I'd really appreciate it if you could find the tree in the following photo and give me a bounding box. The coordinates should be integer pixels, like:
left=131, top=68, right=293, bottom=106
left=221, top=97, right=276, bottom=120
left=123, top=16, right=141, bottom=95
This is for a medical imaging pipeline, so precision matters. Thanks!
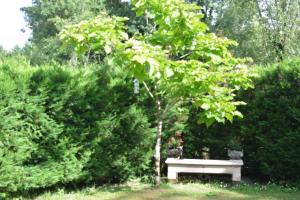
left=188, top=0, right=225, bottom=25
left=59, top=0, right=254, bottom=186
left=210, top=0, right=300, bottom=63
left=22, top=0, right=106, bottom=64
left=22, top=0, right=150, bottom=65
left=211, top=1, right=266, bottom=62
left=254, top=0, right=300, bottom=61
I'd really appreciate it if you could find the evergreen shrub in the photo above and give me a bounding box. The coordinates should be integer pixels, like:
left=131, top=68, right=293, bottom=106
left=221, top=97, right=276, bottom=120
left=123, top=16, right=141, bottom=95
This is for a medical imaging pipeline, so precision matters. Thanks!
left=0, top=57, right=154, bottom=197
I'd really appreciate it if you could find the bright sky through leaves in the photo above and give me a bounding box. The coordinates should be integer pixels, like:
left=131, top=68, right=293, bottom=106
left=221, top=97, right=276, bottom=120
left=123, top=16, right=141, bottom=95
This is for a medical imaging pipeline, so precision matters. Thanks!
left=0, top=0, right=32, bottom=50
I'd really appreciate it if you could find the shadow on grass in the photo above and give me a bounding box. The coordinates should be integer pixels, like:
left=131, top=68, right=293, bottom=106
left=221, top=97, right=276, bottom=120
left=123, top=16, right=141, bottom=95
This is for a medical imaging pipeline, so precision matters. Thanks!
left=18, top=183, right=133, bottom=200
left=102, top=189, right=245, bottom=200
left=98, top=183, right=300, bottom=200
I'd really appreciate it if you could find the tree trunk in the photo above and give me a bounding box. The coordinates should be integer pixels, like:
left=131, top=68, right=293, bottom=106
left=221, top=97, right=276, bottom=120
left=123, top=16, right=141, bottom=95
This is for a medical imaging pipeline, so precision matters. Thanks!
left=154, top=98, right=163, bottom=186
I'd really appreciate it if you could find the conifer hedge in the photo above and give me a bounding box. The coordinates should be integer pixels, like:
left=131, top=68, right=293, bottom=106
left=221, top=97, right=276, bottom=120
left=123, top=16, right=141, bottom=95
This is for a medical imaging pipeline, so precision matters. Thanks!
left=0, top=57, right=154, bottom=198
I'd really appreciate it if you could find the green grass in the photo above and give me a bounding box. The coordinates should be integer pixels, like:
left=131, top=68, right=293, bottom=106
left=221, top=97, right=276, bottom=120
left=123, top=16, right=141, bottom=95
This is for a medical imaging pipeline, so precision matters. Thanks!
left=32, top=181, right=300, bottom=200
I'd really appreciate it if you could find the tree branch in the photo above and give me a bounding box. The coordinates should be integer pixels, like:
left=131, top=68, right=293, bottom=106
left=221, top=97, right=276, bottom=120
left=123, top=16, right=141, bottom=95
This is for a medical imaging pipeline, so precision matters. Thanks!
left=143, top=81, right=155, bottom=99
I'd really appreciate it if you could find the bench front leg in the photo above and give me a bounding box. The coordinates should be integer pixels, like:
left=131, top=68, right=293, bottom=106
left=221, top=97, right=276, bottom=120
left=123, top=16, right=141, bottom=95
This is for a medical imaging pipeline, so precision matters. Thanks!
left=232, top=167, right=241, bottom=181
left=168, top=167, right=178, bottom=183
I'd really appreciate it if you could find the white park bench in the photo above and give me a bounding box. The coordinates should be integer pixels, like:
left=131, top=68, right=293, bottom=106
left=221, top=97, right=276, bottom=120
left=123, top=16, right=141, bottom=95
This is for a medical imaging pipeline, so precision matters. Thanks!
left=165, top=158, right=243, bottom=182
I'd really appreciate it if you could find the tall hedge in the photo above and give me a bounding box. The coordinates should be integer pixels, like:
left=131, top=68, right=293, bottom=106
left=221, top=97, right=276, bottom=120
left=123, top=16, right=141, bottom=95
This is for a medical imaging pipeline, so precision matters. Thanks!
left=0, top=56, right=154, bottom=197
left=184, top=58, right=300, bottom=183
left=1, top=55, right=299, bottom=197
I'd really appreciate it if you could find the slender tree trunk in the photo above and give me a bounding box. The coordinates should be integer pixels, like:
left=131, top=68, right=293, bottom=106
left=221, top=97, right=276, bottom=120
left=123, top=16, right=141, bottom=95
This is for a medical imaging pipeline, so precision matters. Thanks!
left=154, top=98, right=163, bottom=186
left=142, top=81, right=162, bottom=186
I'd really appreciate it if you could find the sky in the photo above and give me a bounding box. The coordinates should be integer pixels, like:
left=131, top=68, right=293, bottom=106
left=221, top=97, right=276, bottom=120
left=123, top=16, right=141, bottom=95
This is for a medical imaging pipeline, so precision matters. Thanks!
left=0, top=0, right=32, bottom=51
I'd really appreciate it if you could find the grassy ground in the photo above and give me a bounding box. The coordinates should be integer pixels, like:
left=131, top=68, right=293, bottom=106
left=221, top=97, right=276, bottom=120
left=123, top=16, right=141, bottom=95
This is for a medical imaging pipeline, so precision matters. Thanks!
left=34, top=181, right=299, bottom=200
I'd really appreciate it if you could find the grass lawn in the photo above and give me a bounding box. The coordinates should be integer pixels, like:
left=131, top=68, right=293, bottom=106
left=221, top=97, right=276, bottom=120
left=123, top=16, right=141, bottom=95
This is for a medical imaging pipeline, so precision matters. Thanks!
left=34, top=182, right=300, bottom=200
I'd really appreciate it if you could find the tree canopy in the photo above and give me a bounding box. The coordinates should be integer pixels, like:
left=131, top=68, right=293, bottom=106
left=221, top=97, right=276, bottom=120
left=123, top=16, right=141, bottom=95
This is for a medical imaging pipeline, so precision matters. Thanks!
left=60, top=0, right=254, bottom=185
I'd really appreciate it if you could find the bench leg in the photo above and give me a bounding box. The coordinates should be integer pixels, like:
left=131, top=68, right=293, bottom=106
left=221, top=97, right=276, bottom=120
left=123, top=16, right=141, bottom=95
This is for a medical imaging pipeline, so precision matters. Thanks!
left=232, top=167, right=241, bottom=181
left=168, top=168, right=178, bottom=183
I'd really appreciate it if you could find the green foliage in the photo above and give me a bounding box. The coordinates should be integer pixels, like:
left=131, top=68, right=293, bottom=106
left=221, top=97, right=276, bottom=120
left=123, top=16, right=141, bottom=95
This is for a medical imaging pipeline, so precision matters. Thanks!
left=104, top=0, right=152, bottom=35
left=0, top=56, right=155, bottom=197
left=22, top=0, right=107, bottom=64
left=60, top=0, right=254, bottom=126
left=22, top=0, right=106, bottom=43
left=21, top=0, right=300, bottom=65
left=210, top=0, right=300, bottom=63
left=239, top=59, right=300, bottom=182
left=59, top=13, right=129, bottom=56
left=184, top=58, right=300, bottom=183
left=21, top=0, right=151, bottom=65
left=89, top=106, right=155, bottom=182
left=212, top=0, right=266, bottom=62
left=60, top=0, right=254, bottom=186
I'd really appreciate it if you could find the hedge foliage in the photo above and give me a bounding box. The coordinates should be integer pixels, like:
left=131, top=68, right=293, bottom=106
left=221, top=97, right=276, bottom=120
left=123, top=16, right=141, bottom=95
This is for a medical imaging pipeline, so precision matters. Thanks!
left=184, top=58, right=300, bottom=183
left=0, top=55, right=300, bottom=197
left=0, top=56, right=155, bottom=197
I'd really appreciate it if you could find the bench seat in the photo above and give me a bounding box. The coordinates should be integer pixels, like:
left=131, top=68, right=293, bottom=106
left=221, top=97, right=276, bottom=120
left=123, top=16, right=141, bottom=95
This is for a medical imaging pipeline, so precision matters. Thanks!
left=165, top=158, right=243, bottom=182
